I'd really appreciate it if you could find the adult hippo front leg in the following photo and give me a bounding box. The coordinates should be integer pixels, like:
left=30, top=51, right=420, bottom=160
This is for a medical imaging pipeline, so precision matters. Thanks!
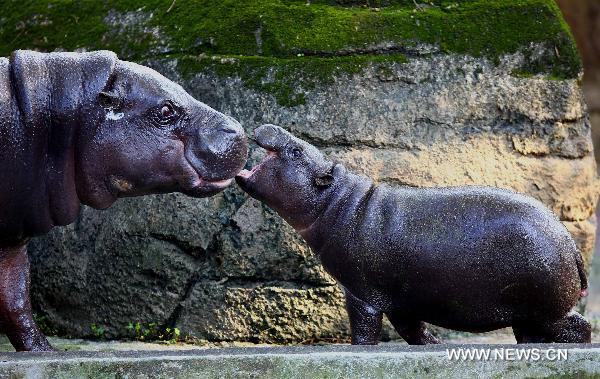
left=0, top=244, right=53, bottom=351
left=344, top=289, right=383, bottom=345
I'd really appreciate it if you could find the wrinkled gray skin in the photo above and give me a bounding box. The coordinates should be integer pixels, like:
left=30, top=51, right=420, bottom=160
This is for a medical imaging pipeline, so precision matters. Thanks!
left=236, top=124, right=591, bottom=345
left=0, top=50, right=247, bottom=351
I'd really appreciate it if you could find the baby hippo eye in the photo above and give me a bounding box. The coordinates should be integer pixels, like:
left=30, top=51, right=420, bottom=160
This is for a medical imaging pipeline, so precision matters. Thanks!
left=290, top=147, right=303, bottom=159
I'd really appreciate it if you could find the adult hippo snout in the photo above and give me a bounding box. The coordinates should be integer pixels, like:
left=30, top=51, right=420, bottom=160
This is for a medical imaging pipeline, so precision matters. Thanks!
left=184, top=111, right=248, bottom=186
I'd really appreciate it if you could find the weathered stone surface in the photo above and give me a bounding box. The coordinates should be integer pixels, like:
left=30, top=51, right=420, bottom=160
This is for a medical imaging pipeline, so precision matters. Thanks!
left=8, top=1, right=595, bottom=343
left=177, top=283, right=349, bottom=342
left=557, top=0, right=600, bottom=185
left=1, top=345, right=600, bottom=379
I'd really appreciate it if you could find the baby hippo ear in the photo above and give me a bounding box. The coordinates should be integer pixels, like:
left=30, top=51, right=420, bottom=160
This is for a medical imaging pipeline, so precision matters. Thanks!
left=99, top=89, right=122, bottom=109
left=314, top=172, right=334, bottom=187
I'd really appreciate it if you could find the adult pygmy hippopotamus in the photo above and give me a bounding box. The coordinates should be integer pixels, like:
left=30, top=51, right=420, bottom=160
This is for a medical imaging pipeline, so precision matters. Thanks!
left=0, top=50, right=248, bottom=351
left=236, top=124, right=590, bottom=345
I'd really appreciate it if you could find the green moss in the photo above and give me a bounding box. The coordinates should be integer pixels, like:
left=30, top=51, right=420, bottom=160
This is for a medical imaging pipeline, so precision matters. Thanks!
left=89, top=323, right=107, bottom=340
left=178, top=53, right=407, bottom=106
left=0, top=0, right=580, bottom=67
left=0, top=0, right=581, bottom=105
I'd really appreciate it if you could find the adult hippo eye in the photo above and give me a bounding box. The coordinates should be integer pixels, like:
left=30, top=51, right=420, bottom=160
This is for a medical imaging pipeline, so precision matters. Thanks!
left=161, top=102, right=176, bottom=118
left=154, top=101, right=180, bottom=126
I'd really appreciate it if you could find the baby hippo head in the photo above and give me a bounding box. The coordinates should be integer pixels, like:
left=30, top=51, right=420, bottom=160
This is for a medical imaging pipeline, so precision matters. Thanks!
left=76, top=57, right=248, bottom=208
left=236, top=124, right=338, bottom=230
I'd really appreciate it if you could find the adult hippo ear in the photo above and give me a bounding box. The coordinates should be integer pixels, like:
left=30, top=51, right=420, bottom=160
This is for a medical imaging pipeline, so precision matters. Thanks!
left=8, top=50, right=118, bottom=232
left=98, top=89, right=123, bottom=110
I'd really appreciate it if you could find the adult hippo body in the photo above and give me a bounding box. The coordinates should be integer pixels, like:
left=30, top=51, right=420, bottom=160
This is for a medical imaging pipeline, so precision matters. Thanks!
left=236, top=124, right=590, bottom=345
left=0, top=50, right=247, bottom=351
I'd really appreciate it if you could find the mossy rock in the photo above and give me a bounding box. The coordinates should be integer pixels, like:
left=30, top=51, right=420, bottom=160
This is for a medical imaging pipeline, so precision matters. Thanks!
left=1, top=0, right=580, bottom=74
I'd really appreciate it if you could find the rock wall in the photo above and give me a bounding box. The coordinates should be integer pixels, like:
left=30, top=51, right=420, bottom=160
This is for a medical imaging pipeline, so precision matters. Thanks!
left=557, top=0, right=600, bottom=110
left=557, top=0, right=600, bottom=164
left=556, top=0, right=600, bottom=318
left=2, top=0, right=597, bottom=342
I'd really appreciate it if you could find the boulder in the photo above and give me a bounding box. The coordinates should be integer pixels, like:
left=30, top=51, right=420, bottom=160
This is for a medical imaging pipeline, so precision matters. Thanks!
left=2, top=0, right=595, bottom=342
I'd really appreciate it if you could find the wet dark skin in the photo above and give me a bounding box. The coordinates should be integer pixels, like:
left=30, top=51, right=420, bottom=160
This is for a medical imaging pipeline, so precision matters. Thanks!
left=0, top=50, right=248, bottom=351
left=236, top=124, right=591, bottom=345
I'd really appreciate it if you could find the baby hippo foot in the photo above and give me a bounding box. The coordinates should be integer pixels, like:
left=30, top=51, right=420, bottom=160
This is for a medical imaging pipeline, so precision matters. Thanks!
left=546, top=312, right=591, bottom=343
left=344, top=290, right=383, bottom=345
left=386, top=312, right=441, bottom=345
left=513, top=312, right=591, bottom=344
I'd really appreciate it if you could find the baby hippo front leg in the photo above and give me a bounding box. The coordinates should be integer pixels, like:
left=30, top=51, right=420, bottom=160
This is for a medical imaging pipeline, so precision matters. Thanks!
left=344, top=289, right=383, bottom=344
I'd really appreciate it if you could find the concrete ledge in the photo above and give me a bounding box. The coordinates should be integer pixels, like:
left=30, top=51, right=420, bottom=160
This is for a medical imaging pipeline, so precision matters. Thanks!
left=1, top=344, right=600, bottom=378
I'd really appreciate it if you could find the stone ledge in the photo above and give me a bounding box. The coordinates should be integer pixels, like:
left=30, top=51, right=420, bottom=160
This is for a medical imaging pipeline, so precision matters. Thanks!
left=1, top=344, right=599, bottom=378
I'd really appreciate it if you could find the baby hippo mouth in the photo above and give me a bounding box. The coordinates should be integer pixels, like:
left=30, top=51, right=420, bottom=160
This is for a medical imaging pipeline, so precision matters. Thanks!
left=236, top=124, right=285, bottom=181
left=237, top=150, right=277, bottom=180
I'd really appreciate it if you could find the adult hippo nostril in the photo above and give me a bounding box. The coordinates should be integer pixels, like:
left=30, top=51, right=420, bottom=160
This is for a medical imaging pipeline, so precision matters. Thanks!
left=221, top=126, right=239, bottom=134
left=219, top=117, right=245, bottom=135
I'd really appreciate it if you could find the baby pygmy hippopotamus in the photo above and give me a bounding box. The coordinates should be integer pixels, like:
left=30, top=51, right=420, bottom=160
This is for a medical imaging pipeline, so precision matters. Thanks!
left=236, top=124, right=591, bottom=345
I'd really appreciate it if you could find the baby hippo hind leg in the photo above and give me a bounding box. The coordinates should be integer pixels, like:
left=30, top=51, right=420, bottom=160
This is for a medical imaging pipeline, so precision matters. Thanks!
left=0, top=244, right=54, bottom=351
left=512, top=325, right=550, bottom=344
left=344, top=289, right=383, bottom=345
left=386, top=311, right=440, bottom=345
left=513, top=312, right=591, bottom=343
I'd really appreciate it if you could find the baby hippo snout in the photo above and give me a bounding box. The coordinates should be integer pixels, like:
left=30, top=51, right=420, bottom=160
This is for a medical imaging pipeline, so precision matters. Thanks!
left=253, top=124, right=290, bottom=151
left=185, top=114, right=248, bottom=182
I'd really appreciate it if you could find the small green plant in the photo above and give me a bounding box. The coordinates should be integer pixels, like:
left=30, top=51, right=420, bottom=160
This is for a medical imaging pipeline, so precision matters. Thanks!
left=33, top=314, right=58, bottom=336
left=126, top=322, right=182, bottom=344
left=89, top=323, right=106, bottom=340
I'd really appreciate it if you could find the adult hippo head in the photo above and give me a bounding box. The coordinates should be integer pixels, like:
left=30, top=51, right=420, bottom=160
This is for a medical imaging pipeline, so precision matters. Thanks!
left=77, top=54, right=248, bottom=207
left=0, top=50, right=247, bottom=351
left=1, top=50, right=247, bottom=240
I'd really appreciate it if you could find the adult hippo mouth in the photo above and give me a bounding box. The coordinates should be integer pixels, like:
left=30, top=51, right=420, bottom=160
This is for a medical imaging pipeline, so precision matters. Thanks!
left=181, top=115, right=248, bottom=197
left=107, top=167, right=234, bottom=199
left=182, top=164, right=236, bottom=197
